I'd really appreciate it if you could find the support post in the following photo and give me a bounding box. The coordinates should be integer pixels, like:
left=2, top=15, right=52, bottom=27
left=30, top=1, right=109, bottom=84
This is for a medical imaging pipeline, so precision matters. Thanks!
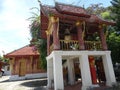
left=98, top=25, right=108, bottom=50
left=47, top=34, right=50, bottom=55
left=88, top=56, right=97, bottom=84
left=79, top=54, right=92, bottom=90
left=52, top=17, right=60, bottom=50
left=76, top=21, right=85, bottom=50
left=102, top=52, right=116, bottom=86
left=47, top=59, right=53, bottom=88
left=53, top=53, right=64, bottom=90
left=67, top=59, right=75, bottom=85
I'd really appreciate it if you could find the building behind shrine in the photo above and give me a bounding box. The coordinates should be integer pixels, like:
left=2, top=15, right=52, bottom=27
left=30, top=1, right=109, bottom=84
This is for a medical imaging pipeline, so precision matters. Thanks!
left=5, top=45, right=47, bottom=80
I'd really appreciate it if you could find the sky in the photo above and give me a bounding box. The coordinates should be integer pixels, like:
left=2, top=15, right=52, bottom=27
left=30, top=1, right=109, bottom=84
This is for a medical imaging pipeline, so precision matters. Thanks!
left=0, top=0, right=112, bottom=56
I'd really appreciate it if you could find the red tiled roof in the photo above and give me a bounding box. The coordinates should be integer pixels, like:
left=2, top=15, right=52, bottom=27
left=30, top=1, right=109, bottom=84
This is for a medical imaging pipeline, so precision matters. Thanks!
left=41, top=2, right=115, bottom=25
left=55, top=2, right=90, bottom=18
left=41, top=2, right=90, bottom=18
left=5, top=45, right=39, bottom=57
left=88, top=14, right=116, bottom=25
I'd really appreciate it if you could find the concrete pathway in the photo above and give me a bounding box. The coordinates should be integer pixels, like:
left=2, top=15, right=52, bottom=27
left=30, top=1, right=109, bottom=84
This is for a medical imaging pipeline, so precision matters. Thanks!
left=0, top=76, right=118, bottom=90
left=0, top=76, right=49, bottom=90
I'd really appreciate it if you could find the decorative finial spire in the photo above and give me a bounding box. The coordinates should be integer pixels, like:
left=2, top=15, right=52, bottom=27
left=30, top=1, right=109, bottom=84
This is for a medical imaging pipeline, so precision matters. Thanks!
left=37, top=0, right=42, bottom=5
left=37, top=0, right=41, bottom=3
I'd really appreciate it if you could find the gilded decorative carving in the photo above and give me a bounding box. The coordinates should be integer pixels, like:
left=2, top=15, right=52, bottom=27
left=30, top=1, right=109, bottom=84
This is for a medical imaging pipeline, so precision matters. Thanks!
left=51, top=16, right=59, bottom=23
left=82, top=21, right=86, bottom=39
left=76, top=21, right=81, bottom=26
left=45, top=16, right=59, bottom=36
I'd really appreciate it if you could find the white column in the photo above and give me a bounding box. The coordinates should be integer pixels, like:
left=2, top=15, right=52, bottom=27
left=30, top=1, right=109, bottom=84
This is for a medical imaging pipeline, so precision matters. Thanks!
left=53, top=53, right=64, bottom=90
left=47, top=59, right=53, bottom=88
left=79, top=54, right=92, bottom=90
left=102, top=52, right=116, bottom=86
left=67, top=59, right=75, bottom=85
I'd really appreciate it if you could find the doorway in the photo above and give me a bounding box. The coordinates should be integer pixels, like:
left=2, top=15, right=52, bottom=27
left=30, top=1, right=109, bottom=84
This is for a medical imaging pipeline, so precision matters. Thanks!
left=88, top=56, right=106, bottom=85
left=95, top=57, right=106, bottom=84
left=19, top=59, right=26, bottom=76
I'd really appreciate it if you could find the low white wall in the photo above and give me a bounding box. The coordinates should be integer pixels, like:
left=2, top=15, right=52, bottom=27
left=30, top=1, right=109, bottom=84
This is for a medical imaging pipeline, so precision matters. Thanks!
left=9, top=75, right=25, bottom=81
left=25, top=73, right=47, bottom=79
left=9, top=73, right=47, bottom=81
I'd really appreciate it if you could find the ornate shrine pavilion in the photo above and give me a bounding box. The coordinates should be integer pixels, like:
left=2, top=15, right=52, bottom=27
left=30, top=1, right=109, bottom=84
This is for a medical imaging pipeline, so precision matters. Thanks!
left=40, top=2, right=116, bottom=90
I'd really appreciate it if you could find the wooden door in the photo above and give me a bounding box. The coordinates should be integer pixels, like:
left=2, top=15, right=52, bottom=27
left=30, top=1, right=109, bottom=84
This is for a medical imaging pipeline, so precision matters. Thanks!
left=19, top=59, right=26, bottom=76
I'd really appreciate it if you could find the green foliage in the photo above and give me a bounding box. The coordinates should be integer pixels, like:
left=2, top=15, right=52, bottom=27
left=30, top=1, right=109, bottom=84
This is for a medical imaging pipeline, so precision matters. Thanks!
left=30, top=22, right=40, bottom=40
left=39, top=39, right=47, bottom=70
left=0, top=56, right=9, bottom=63
left=107, top=0, right=120, bottom=63
left=101, top=11, right=111, bottom=20
left=107, top=31, right=120, bottom=63
left=28, top=7, right=40, bottom=40
left=86, top=3, right=106, bottom=15
left=111, top=0, right=120, bottom=32
left=31, top=38, right=47, bottom=70
left=29, top=7, right=47, bottom=70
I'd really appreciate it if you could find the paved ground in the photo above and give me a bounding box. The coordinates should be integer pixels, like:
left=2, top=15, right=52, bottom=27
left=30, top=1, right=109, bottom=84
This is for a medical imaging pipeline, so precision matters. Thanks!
left=0, top=76, right=119, bottom=90
left=0, top=76, right=49, bottom=90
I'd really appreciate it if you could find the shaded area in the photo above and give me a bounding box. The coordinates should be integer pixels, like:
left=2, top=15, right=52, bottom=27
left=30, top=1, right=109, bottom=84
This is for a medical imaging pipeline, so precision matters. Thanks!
left=20, top=79, right=53, bottom=90
left=34, top=86, right=51, bottom=90
left=20, top=79, right=47, bottom=87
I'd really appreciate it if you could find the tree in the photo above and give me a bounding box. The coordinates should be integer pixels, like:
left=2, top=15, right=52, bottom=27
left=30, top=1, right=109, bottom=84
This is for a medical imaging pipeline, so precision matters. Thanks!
left=107, top=31, right=120, bottom=63
left=0, top=56, right=9, bottom=63
left=28, top=7, right=40, bottom=40
left=86, top=3, right=106, bottom=15
left=29, top=7, right=47, bottom=70
left=111, top=0, right=120, bottom=32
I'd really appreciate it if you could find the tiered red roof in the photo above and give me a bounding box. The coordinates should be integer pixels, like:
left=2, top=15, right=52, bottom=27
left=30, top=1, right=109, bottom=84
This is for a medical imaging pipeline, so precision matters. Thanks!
left=40, top=2, right=115, bottom=39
